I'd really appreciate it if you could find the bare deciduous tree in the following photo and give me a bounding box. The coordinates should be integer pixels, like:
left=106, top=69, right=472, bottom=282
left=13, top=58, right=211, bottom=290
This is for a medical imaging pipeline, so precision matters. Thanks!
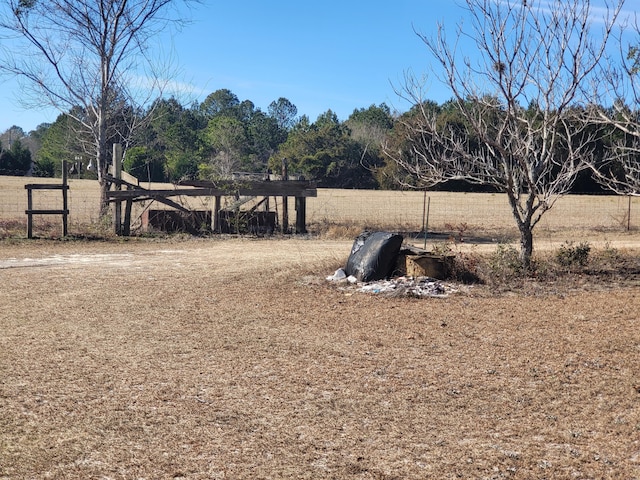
left=0, top=0, right=199, bottom=215
left=384, top=0, right=623, bottom=267
left=590, top=130, right=640, bottom=196
left=589, top=19, right=640, bottom=196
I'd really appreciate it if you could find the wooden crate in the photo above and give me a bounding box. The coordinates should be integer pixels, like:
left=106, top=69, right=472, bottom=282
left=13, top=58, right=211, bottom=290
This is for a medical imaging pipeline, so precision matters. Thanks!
left=396, top=254, right=453, bottom=279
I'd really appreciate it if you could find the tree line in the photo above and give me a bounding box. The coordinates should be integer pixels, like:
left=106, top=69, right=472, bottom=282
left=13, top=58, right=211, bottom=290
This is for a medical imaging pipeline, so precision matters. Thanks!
left=0, top=88, right=632, bottom=195
left=1, top=90, right=394, bottom=189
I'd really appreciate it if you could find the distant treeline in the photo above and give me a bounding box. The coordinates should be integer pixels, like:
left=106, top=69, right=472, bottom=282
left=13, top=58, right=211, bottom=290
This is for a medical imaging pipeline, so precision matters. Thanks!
left=0, top=89, right=616, bottom=193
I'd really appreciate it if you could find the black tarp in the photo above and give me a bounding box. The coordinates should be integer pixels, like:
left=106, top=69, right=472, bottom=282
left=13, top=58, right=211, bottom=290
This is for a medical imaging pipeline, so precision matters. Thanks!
left=345, top=231, right=404, bottom=282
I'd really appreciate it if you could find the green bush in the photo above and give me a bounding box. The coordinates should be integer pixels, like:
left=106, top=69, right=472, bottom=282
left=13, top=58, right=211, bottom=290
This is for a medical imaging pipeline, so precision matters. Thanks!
left=487, top=244, right=524, bottom=281
left=556, top=241, right=591, bottom=268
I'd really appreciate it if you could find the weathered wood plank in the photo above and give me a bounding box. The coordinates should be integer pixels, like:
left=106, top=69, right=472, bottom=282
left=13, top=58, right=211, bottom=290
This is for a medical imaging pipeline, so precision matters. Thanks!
left=106, top=184, right=317, bottom=199
left=25, top=209, right=70, bottom=215
left=24, top=184, right=69, bottom=190
left=179, top=180, right=318, bottom=197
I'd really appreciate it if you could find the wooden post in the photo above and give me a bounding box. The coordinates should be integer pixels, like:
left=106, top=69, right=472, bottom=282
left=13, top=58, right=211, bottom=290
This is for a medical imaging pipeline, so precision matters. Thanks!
left=213, top=195, right=221, bottom=233
left=123, top=197, right=133, bottom=236
left=26, top=186, right=33, bottom=239
left=281, top=158, right=288, bottom=233
left=62, top=160, right=68, bottom=237
left=113, top=144, right=122, bottom=234
left=422, top=192, right=430, bottom=250
left=295, top=196, right=306, bottom=234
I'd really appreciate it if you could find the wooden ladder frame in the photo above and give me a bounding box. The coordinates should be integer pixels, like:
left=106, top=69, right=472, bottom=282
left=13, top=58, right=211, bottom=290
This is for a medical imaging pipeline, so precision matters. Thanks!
left=25, top=160, right=69, bottom=238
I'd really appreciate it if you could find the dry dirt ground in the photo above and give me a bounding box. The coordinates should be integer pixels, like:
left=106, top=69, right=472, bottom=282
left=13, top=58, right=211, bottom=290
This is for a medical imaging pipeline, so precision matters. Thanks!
left=1, top=237, right=639, bottom=479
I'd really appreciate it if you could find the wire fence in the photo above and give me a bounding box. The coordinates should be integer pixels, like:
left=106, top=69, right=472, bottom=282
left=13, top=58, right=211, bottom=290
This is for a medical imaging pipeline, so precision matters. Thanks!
left=307, top=189, right=640, bottom=234
left=0, top=177, right=103, bottom=226
left=1, top=177, right=638, bottom=235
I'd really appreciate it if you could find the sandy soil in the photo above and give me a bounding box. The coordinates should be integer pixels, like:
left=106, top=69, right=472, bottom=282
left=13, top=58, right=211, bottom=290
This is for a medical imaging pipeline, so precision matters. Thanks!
left=1, top=238, right=639, bottom=479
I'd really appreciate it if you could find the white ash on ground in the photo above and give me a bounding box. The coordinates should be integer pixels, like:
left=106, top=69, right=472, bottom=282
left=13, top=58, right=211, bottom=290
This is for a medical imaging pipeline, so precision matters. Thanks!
left=326, top=268, right=460, bottom=298
left=357, top=276, right=452, bottom=297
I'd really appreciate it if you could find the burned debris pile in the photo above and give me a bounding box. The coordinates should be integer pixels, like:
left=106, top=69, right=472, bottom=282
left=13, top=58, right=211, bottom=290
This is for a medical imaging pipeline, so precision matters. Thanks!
left=327, top=231, right=459, bottom=298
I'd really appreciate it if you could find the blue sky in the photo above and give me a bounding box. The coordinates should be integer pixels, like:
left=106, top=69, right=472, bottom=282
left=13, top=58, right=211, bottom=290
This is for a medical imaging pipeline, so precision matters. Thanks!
left=0, top=0, right=631, bottom=134
left=0, top=0, right=461, bottom=133
left=166, top=1, right=459, bottom=117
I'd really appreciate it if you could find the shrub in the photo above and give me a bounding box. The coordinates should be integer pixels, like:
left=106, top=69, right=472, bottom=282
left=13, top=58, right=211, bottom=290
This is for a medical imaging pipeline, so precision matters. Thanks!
left=486, top=243, right=524, bottom=281
left=449, top=251, right=482, bottom=283
left=427, top=241, right=482, bottom=284
left=556, top=241, right=591, bottom=268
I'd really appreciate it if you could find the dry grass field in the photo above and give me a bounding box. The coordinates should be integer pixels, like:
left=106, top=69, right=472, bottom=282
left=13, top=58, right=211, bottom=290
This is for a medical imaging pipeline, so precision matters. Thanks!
left=2, top=175, right=640, bottom=245
left=1, top=236, right=639, bottom=479
left=1, top=176, right=640, bottom=479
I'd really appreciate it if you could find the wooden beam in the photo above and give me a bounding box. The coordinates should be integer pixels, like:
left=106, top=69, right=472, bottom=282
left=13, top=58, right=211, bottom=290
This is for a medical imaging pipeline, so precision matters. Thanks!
left=62, top=160, right=68, bottom=236
left=24, top=184, right=69, bottom=190
left=107, top=185, right=317, bottom=199
left=295, top=197, right=307, bottom=234
left=25, top=209, right=70, bottom=215
left=213, top=196, right=221, bottom=232
left=26, top=186, right=32, bottom=239
left=151, top=196, right=190, bottom=213
left=113, top=144, right=123, bottom=235
left=123, top=199, right=133, bottom=236
left=179, top=180, right=317, bottom=197
left=281, top=159, right=288, bottom=233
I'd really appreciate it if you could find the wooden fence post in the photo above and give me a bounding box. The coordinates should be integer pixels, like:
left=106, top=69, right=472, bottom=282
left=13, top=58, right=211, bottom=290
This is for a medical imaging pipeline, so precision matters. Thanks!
left=62, top=160, right=68, bottom=236
left=113, top=143, right=123, bottom=235
left=281, top=158, right=288, bottom=233
left=295, top=196, right=306, bottom=234
left=213, top=195, right=221, bottom=233
left=26, top=184, right=33, bottom=239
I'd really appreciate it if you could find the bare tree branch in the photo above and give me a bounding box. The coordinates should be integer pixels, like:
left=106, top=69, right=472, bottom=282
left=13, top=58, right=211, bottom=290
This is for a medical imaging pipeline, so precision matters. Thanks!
left=384, top=0, right=624, bottom=267
left=0, top=0, right=201, bottom=214
left=588, top=10, right=640, bottom=196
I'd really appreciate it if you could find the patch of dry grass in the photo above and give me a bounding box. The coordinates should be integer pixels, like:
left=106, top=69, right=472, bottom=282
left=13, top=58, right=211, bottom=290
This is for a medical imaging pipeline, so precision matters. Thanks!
left=2, top=175, right=640, bottom=239
left=1, top=238, right=639, bottom=479
left=1, top=176, right=640, bottom=478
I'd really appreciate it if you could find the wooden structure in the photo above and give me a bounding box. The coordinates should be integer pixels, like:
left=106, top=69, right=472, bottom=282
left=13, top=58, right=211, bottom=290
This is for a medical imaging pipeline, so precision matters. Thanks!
left=105, top=177, right=317, bottom=236
left=395, top=244, right=454, bottom=280
left=25, top=160, right=69, bottom=238
left=104, top=144, right=316, bottom=236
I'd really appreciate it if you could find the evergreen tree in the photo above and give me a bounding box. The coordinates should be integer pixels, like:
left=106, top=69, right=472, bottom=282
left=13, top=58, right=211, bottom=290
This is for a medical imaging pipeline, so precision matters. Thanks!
left=0, top=138, right=32, bottom=175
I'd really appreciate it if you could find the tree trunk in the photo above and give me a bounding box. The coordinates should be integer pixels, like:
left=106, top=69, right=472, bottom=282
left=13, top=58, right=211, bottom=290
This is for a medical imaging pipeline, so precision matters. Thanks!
left=97, top=110, right=110, bottom=217
left=518, top=223, right=534, bottom=270
left=98, top=178, right=109, bottom=218
left=506, top=189, right=535, bottom=271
